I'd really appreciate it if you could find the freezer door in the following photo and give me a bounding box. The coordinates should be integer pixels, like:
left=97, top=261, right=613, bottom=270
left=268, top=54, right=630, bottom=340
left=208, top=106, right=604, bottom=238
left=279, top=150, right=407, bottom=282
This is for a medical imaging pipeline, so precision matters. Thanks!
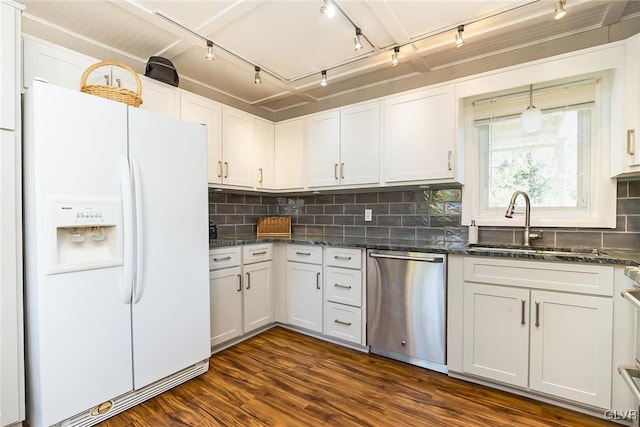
left=127, top=107, right=210, bottom=389
left=23, top=81, right=133, bottom=426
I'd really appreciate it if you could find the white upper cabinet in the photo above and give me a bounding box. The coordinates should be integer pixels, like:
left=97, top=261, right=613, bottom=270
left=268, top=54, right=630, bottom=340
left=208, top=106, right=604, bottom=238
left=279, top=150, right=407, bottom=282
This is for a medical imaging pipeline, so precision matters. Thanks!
left=22, top=36, right=179, bottom=118
left=1, top=0, right=20, bottom=130
left=255, top=118, right=275, bottom=189
left=274, top=118, right=305, bottom=190
left=180, top=92, right=222, bottom=184
left=221, top=106, right=255, bottom=188
left=341, top=101, right=380, bottom=186
left=384, top=85, right=456, bottom=184
left=306, top=110, right=341, bottom=188
left=619, top=33, right=640, bottom=173
left=306, top=102, right=380, bottom=189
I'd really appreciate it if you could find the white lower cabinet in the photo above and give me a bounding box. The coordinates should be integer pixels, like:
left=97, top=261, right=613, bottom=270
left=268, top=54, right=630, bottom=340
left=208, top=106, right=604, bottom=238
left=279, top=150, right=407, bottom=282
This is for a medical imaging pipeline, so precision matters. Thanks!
left=460, top=257, right=613, bottom=409
left=209, top=264, right=243, bottom=347
left=286, top=258, right=323, bottom=333
left=243, top=245, right=274, bottom=333
left=209, top=244, right=273, bottom=348
left=286, top=244, right=323, bottom=332
left=325, top=302, right=362, bottom=344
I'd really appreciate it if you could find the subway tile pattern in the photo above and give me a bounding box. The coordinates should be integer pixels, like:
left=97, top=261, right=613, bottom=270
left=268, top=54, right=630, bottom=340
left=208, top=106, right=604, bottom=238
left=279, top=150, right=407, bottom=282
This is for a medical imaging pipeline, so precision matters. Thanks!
left=209, top=179, right=640, bottom=250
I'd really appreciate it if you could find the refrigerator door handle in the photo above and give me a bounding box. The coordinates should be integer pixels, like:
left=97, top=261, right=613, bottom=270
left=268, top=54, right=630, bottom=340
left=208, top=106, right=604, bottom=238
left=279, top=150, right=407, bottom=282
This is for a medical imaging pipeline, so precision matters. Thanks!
left=120, top=157, right=134, bottom=304
left=132, top=159, right=145, bottom=304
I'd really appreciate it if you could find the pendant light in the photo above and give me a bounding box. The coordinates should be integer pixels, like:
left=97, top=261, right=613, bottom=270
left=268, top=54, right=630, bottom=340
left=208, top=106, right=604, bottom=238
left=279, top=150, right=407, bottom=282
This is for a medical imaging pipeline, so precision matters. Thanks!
left=254, top=66, right=262, bottom=84
left=521, top=84, right=542, bottom=133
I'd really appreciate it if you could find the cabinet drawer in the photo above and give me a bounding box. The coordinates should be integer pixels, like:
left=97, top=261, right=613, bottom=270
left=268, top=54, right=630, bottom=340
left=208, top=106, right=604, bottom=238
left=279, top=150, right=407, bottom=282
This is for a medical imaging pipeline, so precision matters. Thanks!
left=325, top=267, right=362, bottom=307
left=325, top=247, right=362, bottom=269
left=463, top=257, right=613, bottom=296
left=325, top=302, right=362, bottom=345
left=287, top=244, right=323, bottom=265
left=209, top=246, right=241, bottom=270
left=243, top=243, right=273, bottom=263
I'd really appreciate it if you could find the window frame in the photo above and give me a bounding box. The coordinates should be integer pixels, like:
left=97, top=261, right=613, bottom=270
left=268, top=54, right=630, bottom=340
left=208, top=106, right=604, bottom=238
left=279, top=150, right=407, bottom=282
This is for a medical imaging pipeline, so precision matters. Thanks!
left=461, top=71, right=616, bottom=228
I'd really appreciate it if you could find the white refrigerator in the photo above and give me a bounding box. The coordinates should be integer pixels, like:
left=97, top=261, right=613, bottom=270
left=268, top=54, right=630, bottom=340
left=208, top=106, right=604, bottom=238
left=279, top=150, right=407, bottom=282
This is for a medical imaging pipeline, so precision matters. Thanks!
left=23, top=81, right=210, bottom=427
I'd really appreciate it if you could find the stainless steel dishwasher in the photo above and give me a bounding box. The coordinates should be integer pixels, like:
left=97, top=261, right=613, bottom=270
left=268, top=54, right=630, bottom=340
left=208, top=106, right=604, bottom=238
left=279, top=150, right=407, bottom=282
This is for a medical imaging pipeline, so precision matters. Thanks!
left=367, top=250, right=447, bottom=373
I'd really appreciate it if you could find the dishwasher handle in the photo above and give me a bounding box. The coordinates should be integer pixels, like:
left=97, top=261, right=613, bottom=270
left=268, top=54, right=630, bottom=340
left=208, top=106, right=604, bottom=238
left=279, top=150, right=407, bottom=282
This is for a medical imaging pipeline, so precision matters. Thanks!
left=369, top=252, right=444, bottom=263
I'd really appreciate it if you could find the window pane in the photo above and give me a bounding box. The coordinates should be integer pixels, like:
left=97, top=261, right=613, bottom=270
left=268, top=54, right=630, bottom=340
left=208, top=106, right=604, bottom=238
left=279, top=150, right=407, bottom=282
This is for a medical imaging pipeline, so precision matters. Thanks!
left=480, top=109, right=589, bottom=209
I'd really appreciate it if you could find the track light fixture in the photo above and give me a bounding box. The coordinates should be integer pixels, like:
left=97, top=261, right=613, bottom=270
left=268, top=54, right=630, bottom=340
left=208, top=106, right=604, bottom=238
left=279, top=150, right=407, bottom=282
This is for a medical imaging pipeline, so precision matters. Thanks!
left=254, top=66, right=262, bottom=84
left=320, top=70, right=328, bottom=87
left=320, top=0, right=336, bottom=18
left=455, top=25, right=465, bottom=48
left=391, top=46, right=400, bottom=67
left=205, top=40, right=214, bottom=61
left=554, top=0, right=567, bottom=19
left=354, top=28, right=363, bottom=51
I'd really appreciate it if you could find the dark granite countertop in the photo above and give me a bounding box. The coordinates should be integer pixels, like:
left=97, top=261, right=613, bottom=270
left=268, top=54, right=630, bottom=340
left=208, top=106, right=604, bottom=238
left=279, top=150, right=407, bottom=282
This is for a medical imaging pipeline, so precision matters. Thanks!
left=210, top=234, right=640, bottom=266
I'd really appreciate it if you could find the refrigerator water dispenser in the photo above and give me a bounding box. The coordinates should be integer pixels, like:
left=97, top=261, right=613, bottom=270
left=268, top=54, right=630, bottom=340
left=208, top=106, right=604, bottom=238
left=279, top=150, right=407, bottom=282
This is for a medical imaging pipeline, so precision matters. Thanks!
left=46, top=199, right=122, bottom=274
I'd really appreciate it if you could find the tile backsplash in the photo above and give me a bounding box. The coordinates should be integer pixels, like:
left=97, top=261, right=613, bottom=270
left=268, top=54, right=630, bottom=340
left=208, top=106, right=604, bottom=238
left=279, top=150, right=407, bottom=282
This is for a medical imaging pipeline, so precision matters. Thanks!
left=209, top=179, right=640, bottom=250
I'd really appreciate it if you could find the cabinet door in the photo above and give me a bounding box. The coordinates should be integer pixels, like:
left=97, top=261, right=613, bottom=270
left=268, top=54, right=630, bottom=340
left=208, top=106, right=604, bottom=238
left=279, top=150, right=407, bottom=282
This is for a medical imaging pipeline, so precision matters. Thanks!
left=137, top=76, right=178, bottom=118
left=306, top=111, right=340, bottom=188
left=384, top=86, right=455, bottom=183
left=341, top=102, right=380, bottom=186
left=529, top=290, right=612, bottom=408
left=286, top=262, right=323, bottom=332
left=624, top=34, right=640, bottom=169
left=274, top=119, right=305, bottom=189
left=243, top=261, right=274, bottom=333
left=210, top=267, right=243, bottom=347
left=222, top=107, right=254, bottom=187
left=255, top=118, right=275, bottom=189
left=23, top=36, right=99, bottom=90
left=181, top=92, right=222, bottom=184
left=463, top=282, right=529, bottom=388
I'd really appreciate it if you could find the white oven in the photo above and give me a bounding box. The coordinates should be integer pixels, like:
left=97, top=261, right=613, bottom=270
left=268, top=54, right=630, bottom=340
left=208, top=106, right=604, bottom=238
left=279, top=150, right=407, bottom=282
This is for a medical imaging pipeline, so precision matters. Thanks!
left=619, top=266, right=640, bottom=426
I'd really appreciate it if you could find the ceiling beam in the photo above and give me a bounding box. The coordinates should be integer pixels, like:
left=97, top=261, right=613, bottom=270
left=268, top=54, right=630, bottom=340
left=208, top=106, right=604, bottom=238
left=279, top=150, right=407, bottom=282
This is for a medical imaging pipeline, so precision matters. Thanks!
left=601, top=0, right=629, bottom=26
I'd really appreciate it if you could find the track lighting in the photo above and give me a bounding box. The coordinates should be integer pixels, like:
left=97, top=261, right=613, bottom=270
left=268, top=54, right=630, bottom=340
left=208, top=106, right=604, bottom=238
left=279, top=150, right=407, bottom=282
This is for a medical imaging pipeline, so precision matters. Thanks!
left=455, top=25, right=465, bottom=48
left=320, top=70, right=328, bottom=87
left=554, top=0, right=567, bottom=19
left=354, top=28, right=363, bottom=51
left=205, top=40, right=214, bottom=61
left=520, top=84, right=542, bottom=132
left=320, top=0, right=336, bottom=18
left=254, top=66, right=262, bottom=84
left=391, top=46, right=399, bottom=67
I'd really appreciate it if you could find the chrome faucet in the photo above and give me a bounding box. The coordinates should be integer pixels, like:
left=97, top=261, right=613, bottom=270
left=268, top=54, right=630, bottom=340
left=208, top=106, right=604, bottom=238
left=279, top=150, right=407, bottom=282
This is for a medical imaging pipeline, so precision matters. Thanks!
left=505, top=190, right=543, bottom=246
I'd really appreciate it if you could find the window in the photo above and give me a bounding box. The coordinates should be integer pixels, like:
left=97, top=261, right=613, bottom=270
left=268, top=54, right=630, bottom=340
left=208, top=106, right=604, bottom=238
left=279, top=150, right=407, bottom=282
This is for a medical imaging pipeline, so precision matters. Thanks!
left=462, top=72, right=616, bottom=228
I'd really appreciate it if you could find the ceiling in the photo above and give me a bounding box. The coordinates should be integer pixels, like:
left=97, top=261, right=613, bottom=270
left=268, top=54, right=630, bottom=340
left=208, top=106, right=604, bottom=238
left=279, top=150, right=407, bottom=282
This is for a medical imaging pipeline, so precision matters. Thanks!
left=18, top=0, right=640, bottom=121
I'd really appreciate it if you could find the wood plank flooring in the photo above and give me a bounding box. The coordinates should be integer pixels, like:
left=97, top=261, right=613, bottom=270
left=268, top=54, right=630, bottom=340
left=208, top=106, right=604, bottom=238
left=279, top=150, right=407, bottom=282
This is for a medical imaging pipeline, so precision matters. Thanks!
left=100, top=327, right=612, bottom=426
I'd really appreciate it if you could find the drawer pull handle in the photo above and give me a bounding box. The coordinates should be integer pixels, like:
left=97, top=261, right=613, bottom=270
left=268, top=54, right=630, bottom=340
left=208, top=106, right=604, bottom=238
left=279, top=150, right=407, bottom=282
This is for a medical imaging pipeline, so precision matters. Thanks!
left=252, top=251, right=268, bottom=256
left=535, top=301, right=540, bottom=327
left=296, top=251, right=311, bottom=256
left=213, top=256, right=232, bottom=262
left=334, top=284, right=352, bottom=289
left=237, top=274, right=242, bottom=292
left=334, top=255, right=352, bottom=261
left=316, top=272, right=321, bottom=290
left=334, top=319, right=352, bottom=326
left=520, top=299, right=526, bottom=325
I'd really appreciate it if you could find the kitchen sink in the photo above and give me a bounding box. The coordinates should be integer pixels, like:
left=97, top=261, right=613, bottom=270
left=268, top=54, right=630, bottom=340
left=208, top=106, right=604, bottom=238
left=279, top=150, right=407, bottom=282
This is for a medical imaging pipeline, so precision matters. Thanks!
left=466, top=244, right=606, bottom=257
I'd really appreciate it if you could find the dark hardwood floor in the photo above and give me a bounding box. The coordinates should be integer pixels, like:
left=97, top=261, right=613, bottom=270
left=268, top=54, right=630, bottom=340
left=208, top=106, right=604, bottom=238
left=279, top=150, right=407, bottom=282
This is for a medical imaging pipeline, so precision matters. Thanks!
left=100, top=327, right=612, bottom=426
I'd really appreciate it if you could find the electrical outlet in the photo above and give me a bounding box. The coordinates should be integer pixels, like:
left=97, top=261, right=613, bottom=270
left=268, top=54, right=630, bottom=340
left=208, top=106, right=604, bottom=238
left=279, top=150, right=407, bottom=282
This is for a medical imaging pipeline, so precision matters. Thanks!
left=364, top=208, right=372, bottom=222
